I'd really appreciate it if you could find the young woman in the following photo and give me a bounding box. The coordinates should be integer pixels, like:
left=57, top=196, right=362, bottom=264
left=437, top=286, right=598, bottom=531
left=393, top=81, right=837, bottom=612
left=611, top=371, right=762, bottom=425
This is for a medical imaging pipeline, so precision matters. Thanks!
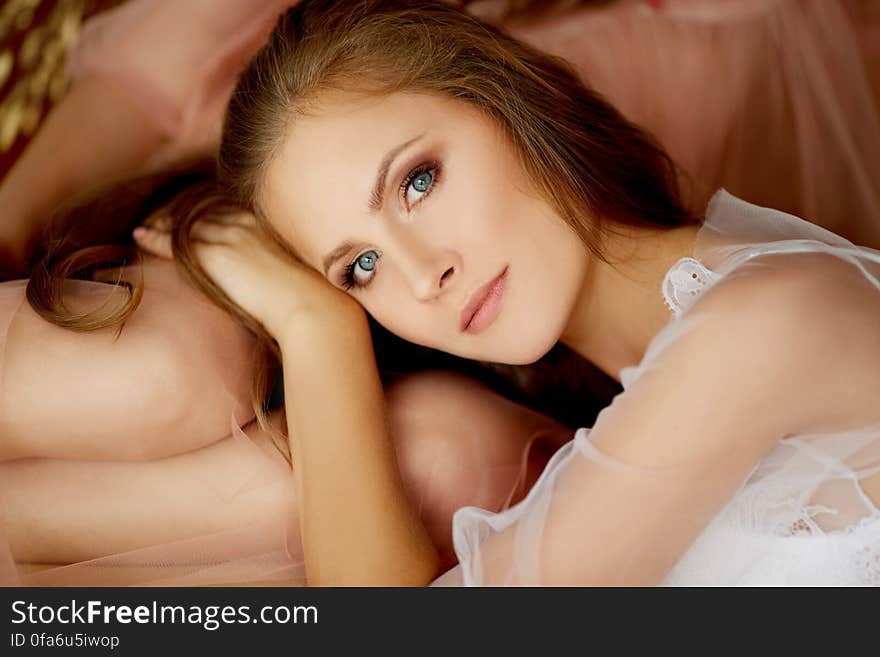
left=5, top=0, right=878, bottom=281
left=0, top=171, right=573, bottom=585
left=138, top=0, right=880, bottom=584
left=0, top=0, right=582, bottom=586
left=1, top=0, right=880, bottom=583
left=0, top=0, right=580, bottom=586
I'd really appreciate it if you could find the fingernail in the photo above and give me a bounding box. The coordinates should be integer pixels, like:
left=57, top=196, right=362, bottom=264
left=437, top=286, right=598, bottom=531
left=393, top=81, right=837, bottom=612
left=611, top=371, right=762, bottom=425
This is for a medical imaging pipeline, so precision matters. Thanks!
left=133, top=227, right=146, bottom=238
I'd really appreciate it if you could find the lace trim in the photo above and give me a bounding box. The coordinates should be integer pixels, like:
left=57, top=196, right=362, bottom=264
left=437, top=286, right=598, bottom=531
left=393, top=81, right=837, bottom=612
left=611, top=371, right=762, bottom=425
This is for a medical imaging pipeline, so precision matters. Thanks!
left=662, top=257, right=722, bottom=316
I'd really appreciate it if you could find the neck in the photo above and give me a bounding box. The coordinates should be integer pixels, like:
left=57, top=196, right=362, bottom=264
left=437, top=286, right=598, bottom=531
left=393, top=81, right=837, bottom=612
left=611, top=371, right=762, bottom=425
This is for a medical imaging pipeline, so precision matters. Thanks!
left=559, top=222, right=701, bottom=382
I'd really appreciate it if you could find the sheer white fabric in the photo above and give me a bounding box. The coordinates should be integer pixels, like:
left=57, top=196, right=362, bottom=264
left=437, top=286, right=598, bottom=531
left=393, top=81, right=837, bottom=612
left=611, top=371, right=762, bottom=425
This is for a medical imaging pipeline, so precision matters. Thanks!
left=433, top=189, right=880, bottom=586
left=9, top=0, right=879, bottom=586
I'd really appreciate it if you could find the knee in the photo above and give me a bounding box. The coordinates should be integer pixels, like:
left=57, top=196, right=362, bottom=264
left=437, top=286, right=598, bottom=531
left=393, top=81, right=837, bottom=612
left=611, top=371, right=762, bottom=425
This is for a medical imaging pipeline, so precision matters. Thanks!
left=383, top=371, right=567, bottom=566
left=385, top=371, right=507, bottom=507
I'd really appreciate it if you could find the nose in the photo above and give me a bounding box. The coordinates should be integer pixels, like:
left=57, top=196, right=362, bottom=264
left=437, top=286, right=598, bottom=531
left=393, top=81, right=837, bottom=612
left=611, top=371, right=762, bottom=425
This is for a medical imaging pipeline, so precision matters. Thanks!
left=392, top=233, right=461, bottom=302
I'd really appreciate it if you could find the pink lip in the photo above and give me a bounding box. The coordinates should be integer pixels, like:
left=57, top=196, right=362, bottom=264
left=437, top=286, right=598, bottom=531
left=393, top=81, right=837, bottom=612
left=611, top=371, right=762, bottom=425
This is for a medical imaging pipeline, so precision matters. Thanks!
left=459, top=265, right=509, bottom=334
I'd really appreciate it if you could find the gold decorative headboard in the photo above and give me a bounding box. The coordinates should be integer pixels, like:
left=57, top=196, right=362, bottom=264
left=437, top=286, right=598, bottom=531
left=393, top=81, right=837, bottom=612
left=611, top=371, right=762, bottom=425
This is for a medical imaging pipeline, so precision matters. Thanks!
left=1, top=0, right=84, bottom=152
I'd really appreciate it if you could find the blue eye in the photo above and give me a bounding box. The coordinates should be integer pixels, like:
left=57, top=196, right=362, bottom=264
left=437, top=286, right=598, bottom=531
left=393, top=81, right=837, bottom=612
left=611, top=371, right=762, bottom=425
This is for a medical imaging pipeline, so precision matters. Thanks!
left=342, top=249, right=380, bottom=290
left=412, top=170, right=432, bottom=192
left=340, top=160, right=441, bottom=292
left=400, top=161, right=441, bottom=208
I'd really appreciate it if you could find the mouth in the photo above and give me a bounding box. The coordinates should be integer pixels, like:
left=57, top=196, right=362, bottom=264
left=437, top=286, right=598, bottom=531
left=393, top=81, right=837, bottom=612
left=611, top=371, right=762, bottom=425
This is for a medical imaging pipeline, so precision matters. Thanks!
left=459, top=265, right=509, bottom=334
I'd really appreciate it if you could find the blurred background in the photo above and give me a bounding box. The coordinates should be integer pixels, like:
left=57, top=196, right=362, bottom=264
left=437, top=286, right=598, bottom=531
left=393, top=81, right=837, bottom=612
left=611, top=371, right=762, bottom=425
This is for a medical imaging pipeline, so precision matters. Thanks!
left=0, top=0, right=122, bottom=179
left=2, top=0, right=879, bottom=431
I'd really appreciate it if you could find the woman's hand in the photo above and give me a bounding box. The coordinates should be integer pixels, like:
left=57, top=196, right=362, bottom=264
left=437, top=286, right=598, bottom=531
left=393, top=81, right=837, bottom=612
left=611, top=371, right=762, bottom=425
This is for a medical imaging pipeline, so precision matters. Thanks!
left=133, top=210, right=363, bottom=337
left=135, top=209, right=439, bottom=586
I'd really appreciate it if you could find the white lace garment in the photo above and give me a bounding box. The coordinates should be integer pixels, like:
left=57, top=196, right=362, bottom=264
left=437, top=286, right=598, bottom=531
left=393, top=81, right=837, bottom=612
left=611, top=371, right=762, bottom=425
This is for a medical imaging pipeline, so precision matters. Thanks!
left=432, top=189, right=880, bottom=586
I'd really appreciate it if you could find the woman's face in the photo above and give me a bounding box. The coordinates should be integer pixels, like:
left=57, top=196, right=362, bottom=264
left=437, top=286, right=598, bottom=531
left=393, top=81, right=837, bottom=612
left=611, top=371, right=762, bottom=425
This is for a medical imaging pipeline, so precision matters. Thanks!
left=261, top=91, right=588, bottom=364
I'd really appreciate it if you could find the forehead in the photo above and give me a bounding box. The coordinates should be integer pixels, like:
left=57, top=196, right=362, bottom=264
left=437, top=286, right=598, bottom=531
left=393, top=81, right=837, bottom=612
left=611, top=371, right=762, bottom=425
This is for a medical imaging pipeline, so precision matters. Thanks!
left=260, top=90, right=503, bottom=264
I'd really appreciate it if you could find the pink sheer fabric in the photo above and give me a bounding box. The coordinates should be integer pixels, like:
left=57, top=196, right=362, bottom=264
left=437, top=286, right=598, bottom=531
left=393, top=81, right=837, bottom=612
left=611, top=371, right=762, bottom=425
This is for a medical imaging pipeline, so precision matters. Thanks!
left=0, top=283, right=25, bottom=587
left=67, top=0, right=880, bottom=246
left=68, top=0, right=296, bottom=172
left=432, top=189, right=880, bottom=586
left=504, top=0, right=880, bottom=247
left=0, top=275, right=546, bottom=586
left=8, top=0, right=875, bottom=585
left=0, top=275, right=303, bottom=586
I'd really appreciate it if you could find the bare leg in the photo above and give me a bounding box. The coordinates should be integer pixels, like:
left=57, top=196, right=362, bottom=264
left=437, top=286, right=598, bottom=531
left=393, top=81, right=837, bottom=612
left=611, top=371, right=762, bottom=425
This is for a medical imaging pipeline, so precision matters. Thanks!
left=1, top=371, right=572, bottom=574
left=384, top=370, right=572, bottom=569
left=1, top=411, right=296, bottom=566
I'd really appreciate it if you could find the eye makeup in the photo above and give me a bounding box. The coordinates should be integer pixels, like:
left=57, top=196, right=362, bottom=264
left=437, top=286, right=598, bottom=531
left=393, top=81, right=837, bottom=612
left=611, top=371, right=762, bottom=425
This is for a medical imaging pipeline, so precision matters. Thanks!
left=398, top=159, right=442, bottom=211
left=338, top=158, right=443, bottom=291
left=341, top=249, right=382, bottom=290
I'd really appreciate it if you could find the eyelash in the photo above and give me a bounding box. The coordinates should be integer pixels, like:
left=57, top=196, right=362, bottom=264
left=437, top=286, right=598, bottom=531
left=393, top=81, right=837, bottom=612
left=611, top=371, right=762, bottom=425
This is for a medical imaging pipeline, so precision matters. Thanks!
left=398, top=159, right=441, bottom=210
left=340, top=159, right=442, bottom=291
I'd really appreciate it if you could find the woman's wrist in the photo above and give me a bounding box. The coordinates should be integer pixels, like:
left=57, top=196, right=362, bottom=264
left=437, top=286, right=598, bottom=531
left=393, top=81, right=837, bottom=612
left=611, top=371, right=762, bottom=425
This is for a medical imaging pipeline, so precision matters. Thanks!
left=272, top=299, right=369, bottom=352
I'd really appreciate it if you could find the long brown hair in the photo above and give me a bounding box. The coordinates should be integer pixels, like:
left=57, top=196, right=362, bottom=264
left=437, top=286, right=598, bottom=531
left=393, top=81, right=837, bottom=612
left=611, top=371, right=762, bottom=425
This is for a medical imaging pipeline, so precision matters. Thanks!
left=221, top=0, right=694, bottom=245
left=215, top=0, right=697, bottom=423
left=25, top=164, right=291, bottom=464
left=27, top=0, right=696, bottom=457
left=27, top=164, right=213, bottom=334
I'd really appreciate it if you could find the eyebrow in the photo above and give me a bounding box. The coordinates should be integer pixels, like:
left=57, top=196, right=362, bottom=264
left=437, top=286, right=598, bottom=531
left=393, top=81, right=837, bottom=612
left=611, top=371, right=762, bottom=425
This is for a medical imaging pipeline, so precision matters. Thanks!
left=322, top=241, right=358, bottom=277
left=367, top=132, right=426, bottom=214
left=322, top=132, right=426, bottom=277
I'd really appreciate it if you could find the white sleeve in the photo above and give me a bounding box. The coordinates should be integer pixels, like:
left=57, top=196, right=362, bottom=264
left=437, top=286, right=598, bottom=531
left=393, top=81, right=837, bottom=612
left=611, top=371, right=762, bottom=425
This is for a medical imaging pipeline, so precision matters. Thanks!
left=434, top=247, right=880, bottom=586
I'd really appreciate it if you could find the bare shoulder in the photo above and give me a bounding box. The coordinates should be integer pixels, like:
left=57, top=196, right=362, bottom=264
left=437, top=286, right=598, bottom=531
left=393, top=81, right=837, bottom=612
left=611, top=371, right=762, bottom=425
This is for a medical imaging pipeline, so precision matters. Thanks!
left=585, top=251, right=880, bottom=469
left=677, top=250, right=880, bottom=432
left=106, top=254, right=253, bottom=343
left=694, top=250, right=879, bottom=343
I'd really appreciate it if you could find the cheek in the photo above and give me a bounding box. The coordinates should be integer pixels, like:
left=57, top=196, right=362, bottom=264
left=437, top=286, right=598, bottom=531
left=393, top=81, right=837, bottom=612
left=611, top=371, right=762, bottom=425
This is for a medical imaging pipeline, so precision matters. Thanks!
left=370, top=309, right=438, bottom=351
left=354, top=283, right=431, bottom=346
left=361, top=286, right=455, bottom=352
left=450, top=171, right=513, bottom=236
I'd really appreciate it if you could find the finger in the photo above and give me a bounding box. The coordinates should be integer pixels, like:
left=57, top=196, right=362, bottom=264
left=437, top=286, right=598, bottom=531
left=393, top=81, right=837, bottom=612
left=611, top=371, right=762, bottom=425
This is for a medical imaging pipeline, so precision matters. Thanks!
left=133, top=226, right=173, bottom=259
left=188, top=220, right=243, bottom=245
left=231, top=211, right=257, bottom=228
left=142, top=211, right=172, bottom=232
left=211, top=210, right=256, bottom=228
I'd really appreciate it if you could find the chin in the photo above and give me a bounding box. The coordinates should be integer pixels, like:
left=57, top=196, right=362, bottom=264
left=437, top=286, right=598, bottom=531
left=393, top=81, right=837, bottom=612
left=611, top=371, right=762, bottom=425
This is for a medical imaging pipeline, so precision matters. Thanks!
left=493, top=340, right=557, bottom=365
left=391, top=310, right=563, bottom=365
left=473, top=324, right=561, bottom=366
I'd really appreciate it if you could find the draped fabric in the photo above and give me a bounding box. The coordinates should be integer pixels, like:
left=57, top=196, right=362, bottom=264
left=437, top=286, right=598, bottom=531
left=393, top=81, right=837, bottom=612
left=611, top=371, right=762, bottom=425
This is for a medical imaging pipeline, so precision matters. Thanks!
left=504, top=0, right=880, bottom=247
left=0, top=271, right=304, bottom=586
left=67, top=0, right=880, bottom=247
left=2, top=0, right=879, bottom=586
left=432, top=190, right=880, bottom=586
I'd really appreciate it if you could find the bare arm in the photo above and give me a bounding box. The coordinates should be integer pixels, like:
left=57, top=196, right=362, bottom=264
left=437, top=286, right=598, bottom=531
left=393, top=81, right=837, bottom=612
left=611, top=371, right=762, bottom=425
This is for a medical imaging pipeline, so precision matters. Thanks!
left=438, top=253, right=880, bottom=585
left=280, top=310, right=441, bottom=586
left=132, top=208, right=443, bottom=586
